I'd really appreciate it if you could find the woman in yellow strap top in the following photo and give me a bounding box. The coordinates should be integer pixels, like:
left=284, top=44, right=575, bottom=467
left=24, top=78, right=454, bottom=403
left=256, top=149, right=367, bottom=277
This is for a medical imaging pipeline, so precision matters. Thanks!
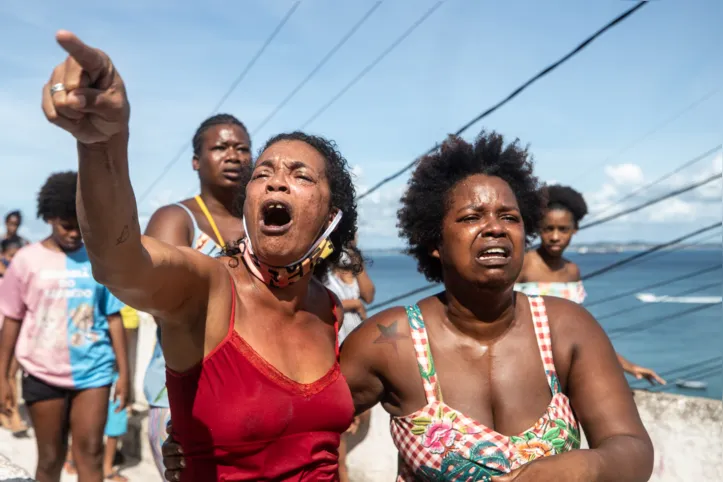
left=516, top=184, right=665, bottom=385
left=141, top=113, right=251, bottom=476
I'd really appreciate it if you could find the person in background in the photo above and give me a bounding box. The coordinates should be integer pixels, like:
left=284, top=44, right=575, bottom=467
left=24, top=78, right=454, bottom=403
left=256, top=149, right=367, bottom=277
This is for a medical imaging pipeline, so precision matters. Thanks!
left=3, top=211, right=29, bottom=247
left=0, top=237, right=29, bottom=436
left=324, top=239, right=375, bottom=343
left=141, top=112, right=250, bottom=476
left=64, top=369, right=130, bottom=482
left=119, top=305, right=139, bottom=407
left=322, top=239, right=375, bottom=482
left=103, top=370, right=130, bottom=482
left=0, top=237, right=24, bottom=279
left=67, top=305, right=136, bottom=479
left=515, top=184, right=665, bottom=385
left=0, top=171, right=129, bottom=482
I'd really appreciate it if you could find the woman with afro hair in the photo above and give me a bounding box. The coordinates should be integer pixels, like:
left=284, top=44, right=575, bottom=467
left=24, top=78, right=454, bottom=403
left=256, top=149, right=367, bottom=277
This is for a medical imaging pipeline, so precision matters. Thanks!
left=516, top=184, right=665, bottom=385
left=0, top=171, right=129, bottom=482
left=339, top=131, right=654, bottom=481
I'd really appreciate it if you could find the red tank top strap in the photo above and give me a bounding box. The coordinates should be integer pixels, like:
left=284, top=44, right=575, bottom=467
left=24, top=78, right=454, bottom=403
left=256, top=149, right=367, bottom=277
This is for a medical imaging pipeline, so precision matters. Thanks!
left=227, top=275, right=237, bottom=337
left=166, top=275, right=238, bottom=378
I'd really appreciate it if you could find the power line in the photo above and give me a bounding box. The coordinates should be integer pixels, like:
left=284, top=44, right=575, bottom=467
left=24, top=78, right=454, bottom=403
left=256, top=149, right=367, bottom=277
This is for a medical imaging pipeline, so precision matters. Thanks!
left=586, top=145, right=722, bottom=224
left=298, top=1, right=446, bottom=130
left=608, top=302, right=720, bottom=339
left=251, top=2, right=384, bottom=136
left=582, top=222, right=722, bottom=281
left=368, top=283, right=441, bottom=312
left=653, top=365, right=721, bottom=393
left=568, top=87, right=721, bottom=186
left=630, top=356, right=722, bottom=390
left=605, top=228, right=721, bottom=272
left=585, top=264, right=721, bottom=308
left=579, top=172, right=722, bottom=231
left=135, top=2, right=301, bottom=204
left=365, top=224, right=720, bottom=315
left=357, top=0, right=649, bottom=201
left=597, top=281, right=721, bottom=321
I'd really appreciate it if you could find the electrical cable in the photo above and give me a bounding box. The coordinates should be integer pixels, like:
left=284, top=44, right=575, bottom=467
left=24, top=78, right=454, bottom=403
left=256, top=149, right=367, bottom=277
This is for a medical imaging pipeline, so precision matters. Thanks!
left=608, top=303, right=720, bottom=339
left=603, top=228, right=721, bottom=272
left=357, top=0, right=649, bottom=201
left=567, top=87, right=721, bottom=187
left=596, top=281, right=721, bottom=321
left=579, top=171, right=722, bottom=231
left=586, top=145, right=722, bottom=224
left=653, top=366, right=721, bottom=392
left=368, top=283, right=441, bottom=312
left=581, top=222, right=722, bottom=280
left=365, top=225, right=721, bottom=314
left=135, top=2, right=301, bottom=204
left=251, top=2, right=384, bottom=136
left=585, top=264, right=721, bottom=308
left=298, top=1, right=446, bottom=130
left=629, top=356, right=722, bottom=390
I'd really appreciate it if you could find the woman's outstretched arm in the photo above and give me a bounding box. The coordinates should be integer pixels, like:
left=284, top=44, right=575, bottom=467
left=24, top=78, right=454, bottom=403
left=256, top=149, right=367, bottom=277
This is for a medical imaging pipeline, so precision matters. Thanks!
left=42, top=31, right=216, bottom=322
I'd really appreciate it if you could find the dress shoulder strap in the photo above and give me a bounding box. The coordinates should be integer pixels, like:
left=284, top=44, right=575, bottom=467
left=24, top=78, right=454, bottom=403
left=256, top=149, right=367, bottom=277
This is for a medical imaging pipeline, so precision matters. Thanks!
left=527, top=295, right=561, bottom=394
left=173, top=202, right=201, bottom=241
left=194, top=196, right=226, bottom=248
left=404, top=305, right=442, bottom=404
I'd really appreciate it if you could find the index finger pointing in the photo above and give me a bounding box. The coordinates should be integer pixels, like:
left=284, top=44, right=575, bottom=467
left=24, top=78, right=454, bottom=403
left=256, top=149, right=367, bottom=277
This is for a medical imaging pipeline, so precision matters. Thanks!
left=55, top=30, right=104, bottom=73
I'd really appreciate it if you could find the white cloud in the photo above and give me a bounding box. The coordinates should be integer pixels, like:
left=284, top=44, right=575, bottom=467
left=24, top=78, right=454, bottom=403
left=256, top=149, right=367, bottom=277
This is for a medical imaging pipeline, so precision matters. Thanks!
left=604, top=163, right=644, bottom=186
left=647, top=198, right=696, bottom=222
left=585, top=156, right=722, bottom=225
left=351, top=167, right=406, bottom=247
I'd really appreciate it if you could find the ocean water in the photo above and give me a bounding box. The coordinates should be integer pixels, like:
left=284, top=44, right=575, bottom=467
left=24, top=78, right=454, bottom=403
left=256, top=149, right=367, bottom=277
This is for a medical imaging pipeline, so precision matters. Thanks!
left=363, top=249, right=722, bottom=400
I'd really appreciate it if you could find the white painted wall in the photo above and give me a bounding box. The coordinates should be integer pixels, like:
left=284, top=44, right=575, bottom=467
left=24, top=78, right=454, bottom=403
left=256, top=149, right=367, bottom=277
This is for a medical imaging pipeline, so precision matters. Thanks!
left=344, top=391, right=723, bottom=481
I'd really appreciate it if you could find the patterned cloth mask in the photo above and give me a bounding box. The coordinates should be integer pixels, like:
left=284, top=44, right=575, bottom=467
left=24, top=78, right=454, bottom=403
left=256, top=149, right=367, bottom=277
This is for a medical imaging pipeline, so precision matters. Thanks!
left=241, top=211, right=343, bottom=288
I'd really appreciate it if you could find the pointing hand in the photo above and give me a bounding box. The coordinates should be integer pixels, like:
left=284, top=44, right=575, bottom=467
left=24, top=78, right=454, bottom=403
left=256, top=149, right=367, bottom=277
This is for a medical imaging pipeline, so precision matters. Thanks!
left=42, top=30, right=130, bottom=144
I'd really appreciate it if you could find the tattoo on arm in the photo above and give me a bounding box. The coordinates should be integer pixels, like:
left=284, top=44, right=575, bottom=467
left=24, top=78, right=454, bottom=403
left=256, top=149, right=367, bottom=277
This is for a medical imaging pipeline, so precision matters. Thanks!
left=116, top=225, right=129, bottom=245
left=373, top=320, right=405, bottom=352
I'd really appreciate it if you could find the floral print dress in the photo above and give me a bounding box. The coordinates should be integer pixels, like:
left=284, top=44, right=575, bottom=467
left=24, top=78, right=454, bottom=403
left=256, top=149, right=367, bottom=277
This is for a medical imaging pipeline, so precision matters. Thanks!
left=390, top=296, right=580, bottom=481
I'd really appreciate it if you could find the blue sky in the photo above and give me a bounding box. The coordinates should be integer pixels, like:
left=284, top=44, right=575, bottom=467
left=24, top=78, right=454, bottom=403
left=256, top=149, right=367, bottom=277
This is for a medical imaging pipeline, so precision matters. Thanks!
left=0, top=0, right=720, bottom=249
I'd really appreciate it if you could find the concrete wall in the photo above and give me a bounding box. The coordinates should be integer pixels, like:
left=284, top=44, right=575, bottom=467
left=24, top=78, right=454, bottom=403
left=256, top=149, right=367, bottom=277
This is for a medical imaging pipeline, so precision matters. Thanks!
left=10, top=316, right=709, bottom=481
left=634, top=390, right=722, bottom=482
left=0, top=454, right=33, bottom=482
left=345, top=391, right=723, bottom=481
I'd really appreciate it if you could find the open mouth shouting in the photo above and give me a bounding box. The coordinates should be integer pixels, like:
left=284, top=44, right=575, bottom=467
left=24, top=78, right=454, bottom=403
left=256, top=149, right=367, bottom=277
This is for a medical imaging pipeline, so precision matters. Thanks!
left=475, top=243, right=511, bottom=267
left=260, top=199, right=293, bottom=235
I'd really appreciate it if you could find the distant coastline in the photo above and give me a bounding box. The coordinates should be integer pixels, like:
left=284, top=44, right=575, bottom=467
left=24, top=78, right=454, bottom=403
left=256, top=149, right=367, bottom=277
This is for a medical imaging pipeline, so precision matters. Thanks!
left=364, top=243, right=722, bottom=256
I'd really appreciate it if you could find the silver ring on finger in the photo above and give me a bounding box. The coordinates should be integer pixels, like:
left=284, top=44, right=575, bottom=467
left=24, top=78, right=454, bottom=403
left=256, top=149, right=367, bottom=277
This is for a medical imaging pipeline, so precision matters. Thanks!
left=49, top=83, right=66, bottom=95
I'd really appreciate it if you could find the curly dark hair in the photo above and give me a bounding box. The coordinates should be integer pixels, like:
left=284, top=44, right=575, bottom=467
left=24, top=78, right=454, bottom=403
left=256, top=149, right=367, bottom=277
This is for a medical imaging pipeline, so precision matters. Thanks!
left=397, top=130, right=545, bottom=282
left=545, top=184, right=588, bottom=227
left=36, top=171, right=78, bottom=221
left=5, top=210, right=21, bottom=224
left=225, top=131, right=362, bottom=277
left=192, top=113, right=249, bottom=157
left=1, top=237, right=23, bottom=253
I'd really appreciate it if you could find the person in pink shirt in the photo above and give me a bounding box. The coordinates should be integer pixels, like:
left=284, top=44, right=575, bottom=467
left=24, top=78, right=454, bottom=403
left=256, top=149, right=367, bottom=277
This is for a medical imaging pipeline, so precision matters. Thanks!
left=0, top=171, right=129, bottom=482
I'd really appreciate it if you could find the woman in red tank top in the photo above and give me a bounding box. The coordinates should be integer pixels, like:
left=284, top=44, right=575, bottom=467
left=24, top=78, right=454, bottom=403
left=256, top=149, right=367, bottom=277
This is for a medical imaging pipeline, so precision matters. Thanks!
left=42, top=32, right=361, bottom=481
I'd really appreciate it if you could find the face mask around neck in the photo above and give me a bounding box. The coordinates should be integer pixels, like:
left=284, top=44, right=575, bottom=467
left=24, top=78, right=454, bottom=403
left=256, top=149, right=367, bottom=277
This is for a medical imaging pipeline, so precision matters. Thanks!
left=241, top=210, right=343, bottom=288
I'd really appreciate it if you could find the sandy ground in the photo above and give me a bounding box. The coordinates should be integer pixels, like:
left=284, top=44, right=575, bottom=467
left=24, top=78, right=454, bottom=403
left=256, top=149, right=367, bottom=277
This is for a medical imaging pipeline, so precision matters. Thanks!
left=0, top=405, right=162, bottom=482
